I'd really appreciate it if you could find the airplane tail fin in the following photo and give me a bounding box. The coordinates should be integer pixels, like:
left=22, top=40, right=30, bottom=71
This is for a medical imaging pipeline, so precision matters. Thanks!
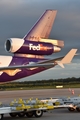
left=56, top=49, right=77, bottom=68
left=24, top=10, right=57, bottom=41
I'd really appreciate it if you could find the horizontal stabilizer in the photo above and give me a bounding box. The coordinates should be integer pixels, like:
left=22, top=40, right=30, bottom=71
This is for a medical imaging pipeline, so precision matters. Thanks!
left=40, top=39, right=64, bottom=48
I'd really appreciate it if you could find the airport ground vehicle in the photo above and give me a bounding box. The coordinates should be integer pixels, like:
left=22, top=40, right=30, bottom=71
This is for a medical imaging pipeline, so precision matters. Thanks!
left=61, top=96, right=80, bottom=112
left=0, top=98, right=55, bottom=120
left=44, top=96, right=80, bottom=112
left=1, top=96, right=80, bottom=119
left=40, top=96, right=80, bottom=112
left=0, top=97, right=74, bottom=120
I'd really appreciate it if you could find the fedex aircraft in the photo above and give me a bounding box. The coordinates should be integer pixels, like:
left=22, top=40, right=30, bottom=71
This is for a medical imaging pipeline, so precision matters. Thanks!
left=0, top=10, right=77, bottom=83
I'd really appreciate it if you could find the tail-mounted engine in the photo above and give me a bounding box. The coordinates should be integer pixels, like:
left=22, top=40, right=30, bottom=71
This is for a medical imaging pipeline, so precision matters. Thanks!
left=5, top=38, right=64, bottom=55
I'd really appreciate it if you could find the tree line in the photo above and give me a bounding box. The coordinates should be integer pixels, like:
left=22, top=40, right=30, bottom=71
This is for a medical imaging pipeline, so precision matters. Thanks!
left=0, top=77, right=80, bottom=90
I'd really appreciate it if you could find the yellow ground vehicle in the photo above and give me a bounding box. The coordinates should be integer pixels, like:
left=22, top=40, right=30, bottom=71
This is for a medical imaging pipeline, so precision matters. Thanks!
left=9, top=98, right=54, bottom=118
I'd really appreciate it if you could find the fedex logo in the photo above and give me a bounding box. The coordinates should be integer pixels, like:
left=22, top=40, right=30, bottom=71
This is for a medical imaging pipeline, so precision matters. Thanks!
left=29, top=44, right=40, bottom=51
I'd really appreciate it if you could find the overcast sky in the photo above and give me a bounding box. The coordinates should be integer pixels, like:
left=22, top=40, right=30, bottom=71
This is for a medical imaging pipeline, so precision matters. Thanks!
left=0, top=0, right=80, bottom=81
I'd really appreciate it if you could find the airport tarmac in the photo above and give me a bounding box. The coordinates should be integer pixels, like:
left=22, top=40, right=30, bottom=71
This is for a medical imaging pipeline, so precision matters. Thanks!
left=0, top=88, right=80, bottom=103
left=3, top=108, right=80, bottom=120
left=0, top=88, right=80, bottom=120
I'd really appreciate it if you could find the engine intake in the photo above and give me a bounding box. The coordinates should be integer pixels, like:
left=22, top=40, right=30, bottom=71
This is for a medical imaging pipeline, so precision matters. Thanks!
left=5, top=38, right=24, bottom=53
left=5, top=39, right=11, bottom=51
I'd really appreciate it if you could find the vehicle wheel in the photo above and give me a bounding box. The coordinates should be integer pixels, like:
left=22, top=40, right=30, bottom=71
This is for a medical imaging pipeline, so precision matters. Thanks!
left=0, top=114, right=3, bottom=120
left=9, top=113, right=17, bottom=117
left=68, top=107, right=75, bottom=111
left=34, top=110, right=43, bottom=117
left=76, top=107, right=80, bottom=112
left=26, top=111, right=34, bottom=118
left=18, top=112, right=25, bottom=117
